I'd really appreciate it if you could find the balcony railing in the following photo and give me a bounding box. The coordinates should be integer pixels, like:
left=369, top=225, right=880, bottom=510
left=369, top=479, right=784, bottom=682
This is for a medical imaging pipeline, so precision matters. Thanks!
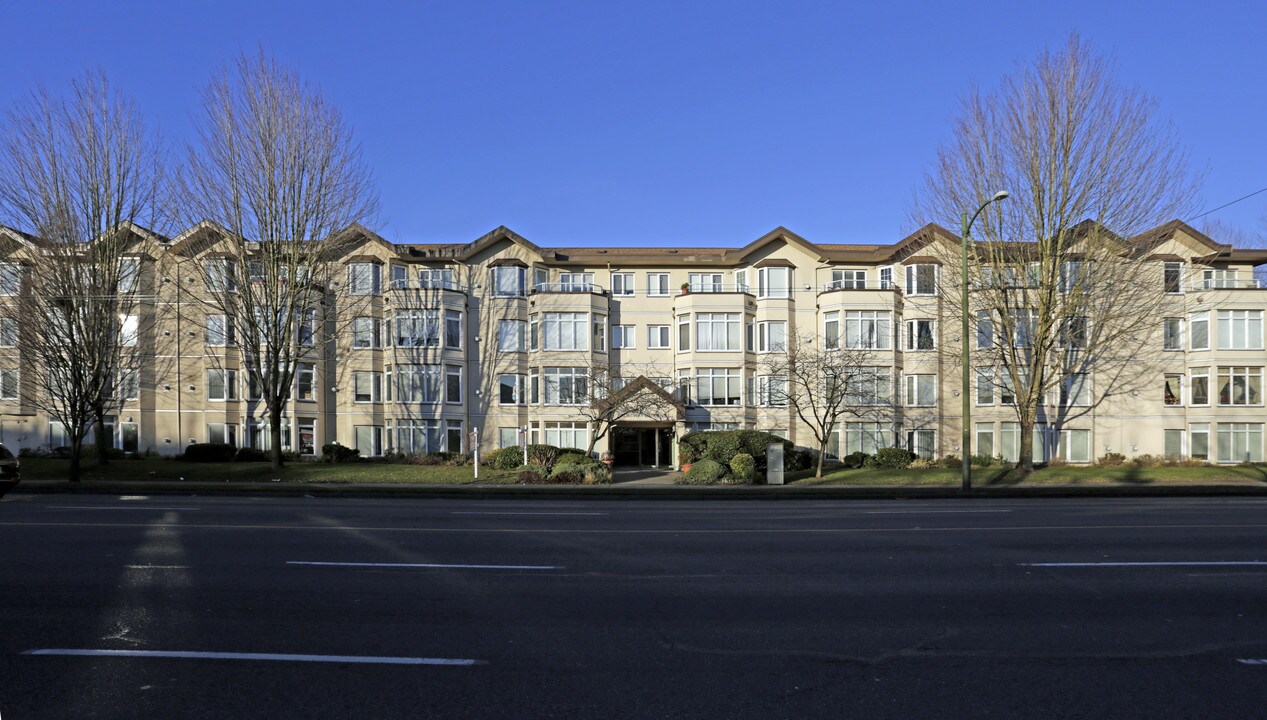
left=1189, top=279, right=1265, bottom=291
left=532, top=282, right=606, bottom=295
left=387, top=280, right=464, bottom=292
left=820, top=280, right=895, bottom=292
left=679, top=283, right=750, bottom=294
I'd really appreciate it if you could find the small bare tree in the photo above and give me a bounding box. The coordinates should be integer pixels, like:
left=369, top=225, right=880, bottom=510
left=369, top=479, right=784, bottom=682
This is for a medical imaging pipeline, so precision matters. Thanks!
left=0, top=72, right=166, bottom=481
left=181, top=51, right=378, bottom=469
left=915, top=34, right=1199, bottom=472
left=579, top=364, right=681, bottom=457
left=760, top=334, right=885, bottom=478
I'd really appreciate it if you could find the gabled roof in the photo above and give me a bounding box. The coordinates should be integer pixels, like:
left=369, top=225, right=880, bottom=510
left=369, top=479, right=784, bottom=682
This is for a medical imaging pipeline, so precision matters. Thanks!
left=599, top=375, right=685, bottom=419
left=458, top=226, right=545, bottom=262
left=0, top=225, right=42, bottom=249
left=733, top=226, right=826, bottom=262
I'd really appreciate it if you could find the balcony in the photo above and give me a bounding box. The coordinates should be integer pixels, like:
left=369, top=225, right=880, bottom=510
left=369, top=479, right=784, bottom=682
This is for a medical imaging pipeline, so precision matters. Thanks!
left=678, top=283, right=751, bottom=295
left=819, top=280, right=897, bottom=294
left=532, top=282, right=607, bottom=296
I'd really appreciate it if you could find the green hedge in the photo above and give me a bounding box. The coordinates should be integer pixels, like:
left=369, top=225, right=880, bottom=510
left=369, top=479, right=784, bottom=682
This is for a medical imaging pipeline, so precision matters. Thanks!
left=679, top=458, right=728, bottom=484
left=679, top=430, right=798, bottom=474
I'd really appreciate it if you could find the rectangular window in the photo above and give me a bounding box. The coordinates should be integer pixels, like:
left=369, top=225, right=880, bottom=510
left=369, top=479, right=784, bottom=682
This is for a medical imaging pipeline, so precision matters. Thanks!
left=1009, top=309, right=1036, bottom=348
left=498, top=319, right=527, bottom=352
left=844, top=311, right=891, bottom=350
left=1059, top=429, right=1091, bottom=463
left=689, top=273, right=723, bottom=293
left=1163, top=262, right=1182, bottom=293
left=207, top=423, right=236, bottom=447
left=1062, top=317, right=1088, bottom=349
left=354, top=426, right=383, bottom=457
left=298, top=308, right=315, bottom=346
left=845, top=423, right=892, bottom=455
left=529, top=368, right=539, bottom=404
left=1164, top=429, right=1183, bottom=459
left=558, top=272, right=594, bottom=292
left=1162, top=318, right=1183, bottom=351
left=298, top=419, right=316, bottom=456
left=445, top=365, right=462, bottom=404
left=905, top=264, right=937, bottom=296
left=444, top=310, right=462, bottom=349
left=396, top=309, right=440, bottom=347
left=695, top=368, right=742, bottom=406
left=1217, top=310, right=1263, bottom=350
left=204, top=315, right=232, bottom=347
left=353, top=371, right=381, bottom=403
left=493, top=266, right=526, bottom=297
left=119, top=314, right=138, bottom=347
left=418, top=268, right=456, bottom=289
left=119, top=369, right=139, bottom=401
left=611, top=272, right=634, bottom=296
left=498, top=427, right=519, bottom=449
left=1000, top=422, right=1020, bottom=463
left=1060, top=374, right=1090, bottom=407
left=975, top=423, right=994, bottom=459
left=204, top=258, right=234, bottom=292
left=498, top=374, right=526, bottom=405
left=757, top=267, right=791, bottom=299
left=1190, top=423, right=1210, bottom=461
left=1164, top=373, right=1183, bottom=406
left=389, top=265, right=408, bottom=289
left=118, top=258, right=139, bottom=293
left=351, top=317, right=378, bottom=349
left=830, top=269, right=867, bottom=290
left=905, top=319, right=934, bottom=351
left=1217, top=366, right=1262, bottom=406
left=0, top=317, right=15, bottom=348
left=593, top=314, right=607, bottom=352
left=348, top=263, right=381, bottom=295
left=647, top=273, right=670, bottom=296
left=1059, top=261, right=1086, bottom=294
left=1202, top=268, right=1237, bottom=289
left=846, top=367, right=892, bottom=406
left=1190, top=311, right=1209, bottom=350
left=1218, top=423, right=1264, bottom=463
left=906, top=429, right=935, bottom=459
left=543, top=312, right=589, bottom=351
left=296, top=363, right=315, bottom=401
left=905, top=374, right=936, bottom=407
left=396, top=420, right=445, bottom=454
left=754, top=376, right=787, bottom=407
left=612, top=325, right=636, bottom=349
left=677, top=315, right=690, bottom=351
left=0, top=368, right=18, bottom=400
left=976, top=311, right=994, bottom=349
left=976, top=367, right=994, bottom=405
left=207, top=369, right=238, bottom=401
left=696, top=313, right=741, bottom=351
left=396, top=365, right=442, bottom=403
left=735, top=270, right=749, bottom=293
left=824, top=311, right=840, bottom=350
left=529, top=315, right=539, bottom=350
left=648, top=325, right=670, bottom=349
left=543, top=367, right=588, bottom=405
left=757, top=321, right=786, bottom=352
left=544, top=421, right=588, bottom=451
left=878, top=266, right=893, bottom=290
left=446, top=420, right=464, bottom=454
left=1190, top=367, right=1210, bottom=406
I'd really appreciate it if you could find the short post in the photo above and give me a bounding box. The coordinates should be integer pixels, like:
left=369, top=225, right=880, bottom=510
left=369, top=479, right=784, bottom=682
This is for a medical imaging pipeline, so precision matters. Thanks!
left=766, top=443, right=784, bottom=485
left=470, top=427, right=480, bottom=480
left=521, top=425, right=529, bottom=466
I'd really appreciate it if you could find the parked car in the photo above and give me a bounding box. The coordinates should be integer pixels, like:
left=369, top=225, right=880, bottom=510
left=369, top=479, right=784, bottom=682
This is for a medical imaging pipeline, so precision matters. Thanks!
left=0, top=443, right=20, bottom=497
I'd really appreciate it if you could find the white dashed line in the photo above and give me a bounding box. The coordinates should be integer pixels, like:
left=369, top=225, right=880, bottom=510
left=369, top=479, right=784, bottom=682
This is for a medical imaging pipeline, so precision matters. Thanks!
left=23, top=648, right=483, bottom=666
left=287, top=561, right=561, bottom=570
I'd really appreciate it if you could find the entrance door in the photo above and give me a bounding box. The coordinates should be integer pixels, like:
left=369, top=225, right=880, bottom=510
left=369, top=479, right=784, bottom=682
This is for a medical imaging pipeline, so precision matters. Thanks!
left=120, top=423, right=139, bottom=453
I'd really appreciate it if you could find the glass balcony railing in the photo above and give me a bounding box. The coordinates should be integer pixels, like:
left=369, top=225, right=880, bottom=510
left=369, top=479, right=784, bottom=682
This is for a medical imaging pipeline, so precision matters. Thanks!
left=532, top=282, right=606, bottom=294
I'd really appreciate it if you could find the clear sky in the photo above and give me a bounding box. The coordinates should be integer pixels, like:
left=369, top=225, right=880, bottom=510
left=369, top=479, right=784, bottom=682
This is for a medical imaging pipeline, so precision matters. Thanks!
left=2, top=0, right=1264, bottom=247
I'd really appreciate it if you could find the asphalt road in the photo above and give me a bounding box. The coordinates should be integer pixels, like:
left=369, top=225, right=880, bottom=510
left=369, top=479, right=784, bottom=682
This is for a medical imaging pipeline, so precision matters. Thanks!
left=1, top=493, right=1265, bottom=719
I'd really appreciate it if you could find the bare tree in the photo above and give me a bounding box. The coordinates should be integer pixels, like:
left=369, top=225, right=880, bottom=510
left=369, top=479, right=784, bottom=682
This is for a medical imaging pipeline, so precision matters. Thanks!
left=0, top=72, right=166, bottom=481
left=915, top=34, right=1199, bottom=472
left=180, top=51, right=378, bottom=469
left=760, top=334, right=885, bottom=478
left=579, top=364, right=681, bottom=457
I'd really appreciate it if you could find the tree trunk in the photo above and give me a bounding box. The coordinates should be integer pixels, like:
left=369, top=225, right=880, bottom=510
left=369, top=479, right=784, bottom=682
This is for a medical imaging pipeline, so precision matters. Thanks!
left=816, top=438, right=828, bottom=478
left=68, top=437, right=82, bottom=483
left=1017, top=414, right=1035, bottom=474
left=94, top=411, right=111, bottom=465
left=269, top=406, right=285, bottom=471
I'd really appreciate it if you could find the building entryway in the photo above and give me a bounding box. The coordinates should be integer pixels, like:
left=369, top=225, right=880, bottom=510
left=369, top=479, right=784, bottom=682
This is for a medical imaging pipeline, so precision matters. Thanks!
left=612, top=426, right=673, bottom=467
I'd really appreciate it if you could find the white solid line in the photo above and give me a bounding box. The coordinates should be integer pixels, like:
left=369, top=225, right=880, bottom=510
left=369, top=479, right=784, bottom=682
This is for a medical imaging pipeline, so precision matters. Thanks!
left=48, top=506, right=200, bottom=511
left=1237, top=659, right=1267, bottom=665
left=866, top=509, right=1013, bottom=515
left=287, top=561, right=561, bottom=570
left=22, top=649, right=482, bottom=666
left=125, top=565, right=191, bottom=570
left=450, top=511, right=608, bottom=516
left=1021, top=561, right=1267, bottom=567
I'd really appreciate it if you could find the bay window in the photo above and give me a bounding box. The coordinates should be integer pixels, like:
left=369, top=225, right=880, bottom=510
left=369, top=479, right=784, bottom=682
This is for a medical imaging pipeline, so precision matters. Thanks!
left=543, top=313, right=589, bottom=350
left=543, top=367, right=588, bottom=405
left=695, top=368, right=741, bottom=406
left=696, top=313, right=741, bottom=351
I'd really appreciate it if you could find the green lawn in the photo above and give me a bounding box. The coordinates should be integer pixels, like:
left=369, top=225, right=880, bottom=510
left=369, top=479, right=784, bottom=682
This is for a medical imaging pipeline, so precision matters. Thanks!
left=787, top=463, right=1267, bottom=487
left=19, top=457, right=516, bottom=485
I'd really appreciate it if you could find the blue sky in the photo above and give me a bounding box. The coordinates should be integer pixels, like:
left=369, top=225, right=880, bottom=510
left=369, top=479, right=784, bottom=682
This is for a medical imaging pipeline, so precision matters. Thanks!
left=2, top=1, right=1264, bottom=247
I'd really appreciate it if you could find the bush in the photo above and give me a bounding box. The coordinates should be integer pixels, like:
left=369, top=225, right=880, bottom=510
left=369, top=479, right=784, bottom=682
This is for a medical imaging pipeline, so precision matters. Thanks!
left=580, top=463, right=612, bottom=485
left=321, top=443, right=360, bottom=463
left=1130, top=453, right=1166, bottom=468
left=679, top=430, right=795, bottom=474
left=939, top=455, right=961, bottom=470
left=678, top=458, right=729, bottom=485
left=786, top=449, right=813, bottom=471
left=867, top=447, right=916, bottom=469
left=516, top=464, right=548, bottom=484
left=484, top=446, right=523, bottom=470
left=1045, top=456, right=1068, bottom=467
left=554, top=451, right=589, bottom=467
left=970, top=454, right=998, bottom=467
left=234, top=447, right=270, bottom=462
left=1097, top=452, right=1126, bottom=467
left=908, top=458, right=935, bottom=470
left=677, top=441, right=699, bottom=464
left=547, top=464, right=585, bottom=484
left=841, top=451, right=870, bottom=469
left=526, top=444, right=564, bottom=469
left=83, top=444, right=128, bottom=460
left=182, top=443, right=236, bottom=463
left=729, top=453, right=756, bottom=482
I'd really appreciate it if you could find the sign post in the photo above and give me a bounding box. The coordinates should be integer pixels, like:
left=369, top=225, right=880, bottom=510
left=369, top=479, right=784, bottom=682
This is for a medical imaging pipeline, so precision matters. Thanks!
left=470, top=427, right=480, bottom=480
left=766, top=443, right=784, bottom=485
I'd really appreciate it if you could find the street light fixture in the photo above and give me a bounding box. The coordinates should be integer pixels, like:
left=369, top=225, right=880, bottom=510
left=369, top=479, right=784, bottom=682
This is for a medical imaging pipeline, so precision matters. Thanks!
left=961, top=190, right=1009, bottom=491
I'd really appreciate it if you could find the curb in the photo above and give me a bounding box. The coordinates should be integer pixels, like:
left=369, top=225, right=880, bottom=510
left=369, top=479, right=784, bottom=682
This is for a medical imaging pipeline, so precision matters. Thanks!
left=8, top=480, right=1267, bottom=501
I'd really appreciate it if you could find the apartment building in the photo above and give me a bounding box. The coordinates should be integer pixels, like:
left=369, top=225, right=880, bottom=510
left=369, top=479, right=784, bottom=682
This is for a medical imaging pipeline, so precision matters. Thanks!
left=0, top=219, right=1263, bottom=467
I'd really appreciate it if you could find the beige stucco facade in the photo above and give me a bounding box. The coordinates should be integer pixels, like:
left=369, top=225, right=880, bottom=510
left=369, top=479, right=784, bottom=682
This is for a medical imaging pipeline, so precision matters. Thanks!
left=1, top=220, right=1264, bottom=467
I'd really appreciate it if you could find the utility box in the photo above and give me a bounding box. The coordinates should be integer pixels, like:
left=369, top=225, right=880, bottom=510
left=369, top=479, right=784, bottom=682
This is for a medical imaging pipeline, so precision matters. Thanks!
left=766, top=443, right=784, bottom=485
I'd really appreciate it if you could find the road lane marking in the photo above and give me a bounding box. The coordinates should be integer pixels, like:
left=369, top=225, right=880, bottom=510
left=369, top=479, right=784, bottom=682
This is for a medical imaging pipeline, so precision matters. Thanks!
left=47, top=506, right=201, bottom=511
left=1021, top=561, right=1267, bottom=567
left=287, top=561, right=561, bottom=570
left=865, top=509, right=1013, bottom=514
left=1238, top=659, right=1267, bottom=665
left=125, top=565, right=192, bottom=570
left=450, top=511, right=608, bottom=516
left=22, top=649, right=483, bottom=666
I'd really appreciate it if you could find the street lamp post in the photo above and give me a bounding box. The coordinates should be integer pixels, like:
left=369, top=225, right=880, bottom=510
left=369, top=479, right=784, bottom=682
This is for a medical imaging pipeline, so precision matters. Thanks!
left=961, top=190, right=1009, bottom=491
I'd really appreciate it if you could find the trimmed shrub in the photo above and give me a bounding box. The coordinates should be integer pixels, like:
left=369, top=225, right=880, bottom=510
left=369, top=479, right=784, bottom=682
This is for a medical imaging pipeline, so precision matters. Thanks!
left=548, top=464, right=585, bottom=484
left=970, top=453, right=998, bottom=467
left=234, top=447, right=270, bottom=462
left=677, top=441, right=699, bottom=464
left=484, top=446, right=523, bottom=470
left=554, top=451, right=589, bottom=467
left=1130, top=453, right=1165, bottom=468
left=867, top=447, right=915, bottom=469
left=679, top=430, right=795, bottom=475
left=939, top=454, right=961, bottom=470
left=908, top=458, right=935, bottom=470
left=182, top=443, right=236, bottom=463
left=321, top=443, right=360, bottom=463
left=1097, top=452, right=1126, bottom=467
left=786, top=449, right=813, bottom=471
left=580, top=463, right=612, bottom=485
left=842, top=451, right=870, bottom=469
left=516, top=464, right=548, bottom=483
left=679, top=458, right=729, bottom=485
left=526, top=444, right=564, bottom=469
left=83, top=444, right=128, bottom=460
left=729, top=453, right=756, bottom=482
